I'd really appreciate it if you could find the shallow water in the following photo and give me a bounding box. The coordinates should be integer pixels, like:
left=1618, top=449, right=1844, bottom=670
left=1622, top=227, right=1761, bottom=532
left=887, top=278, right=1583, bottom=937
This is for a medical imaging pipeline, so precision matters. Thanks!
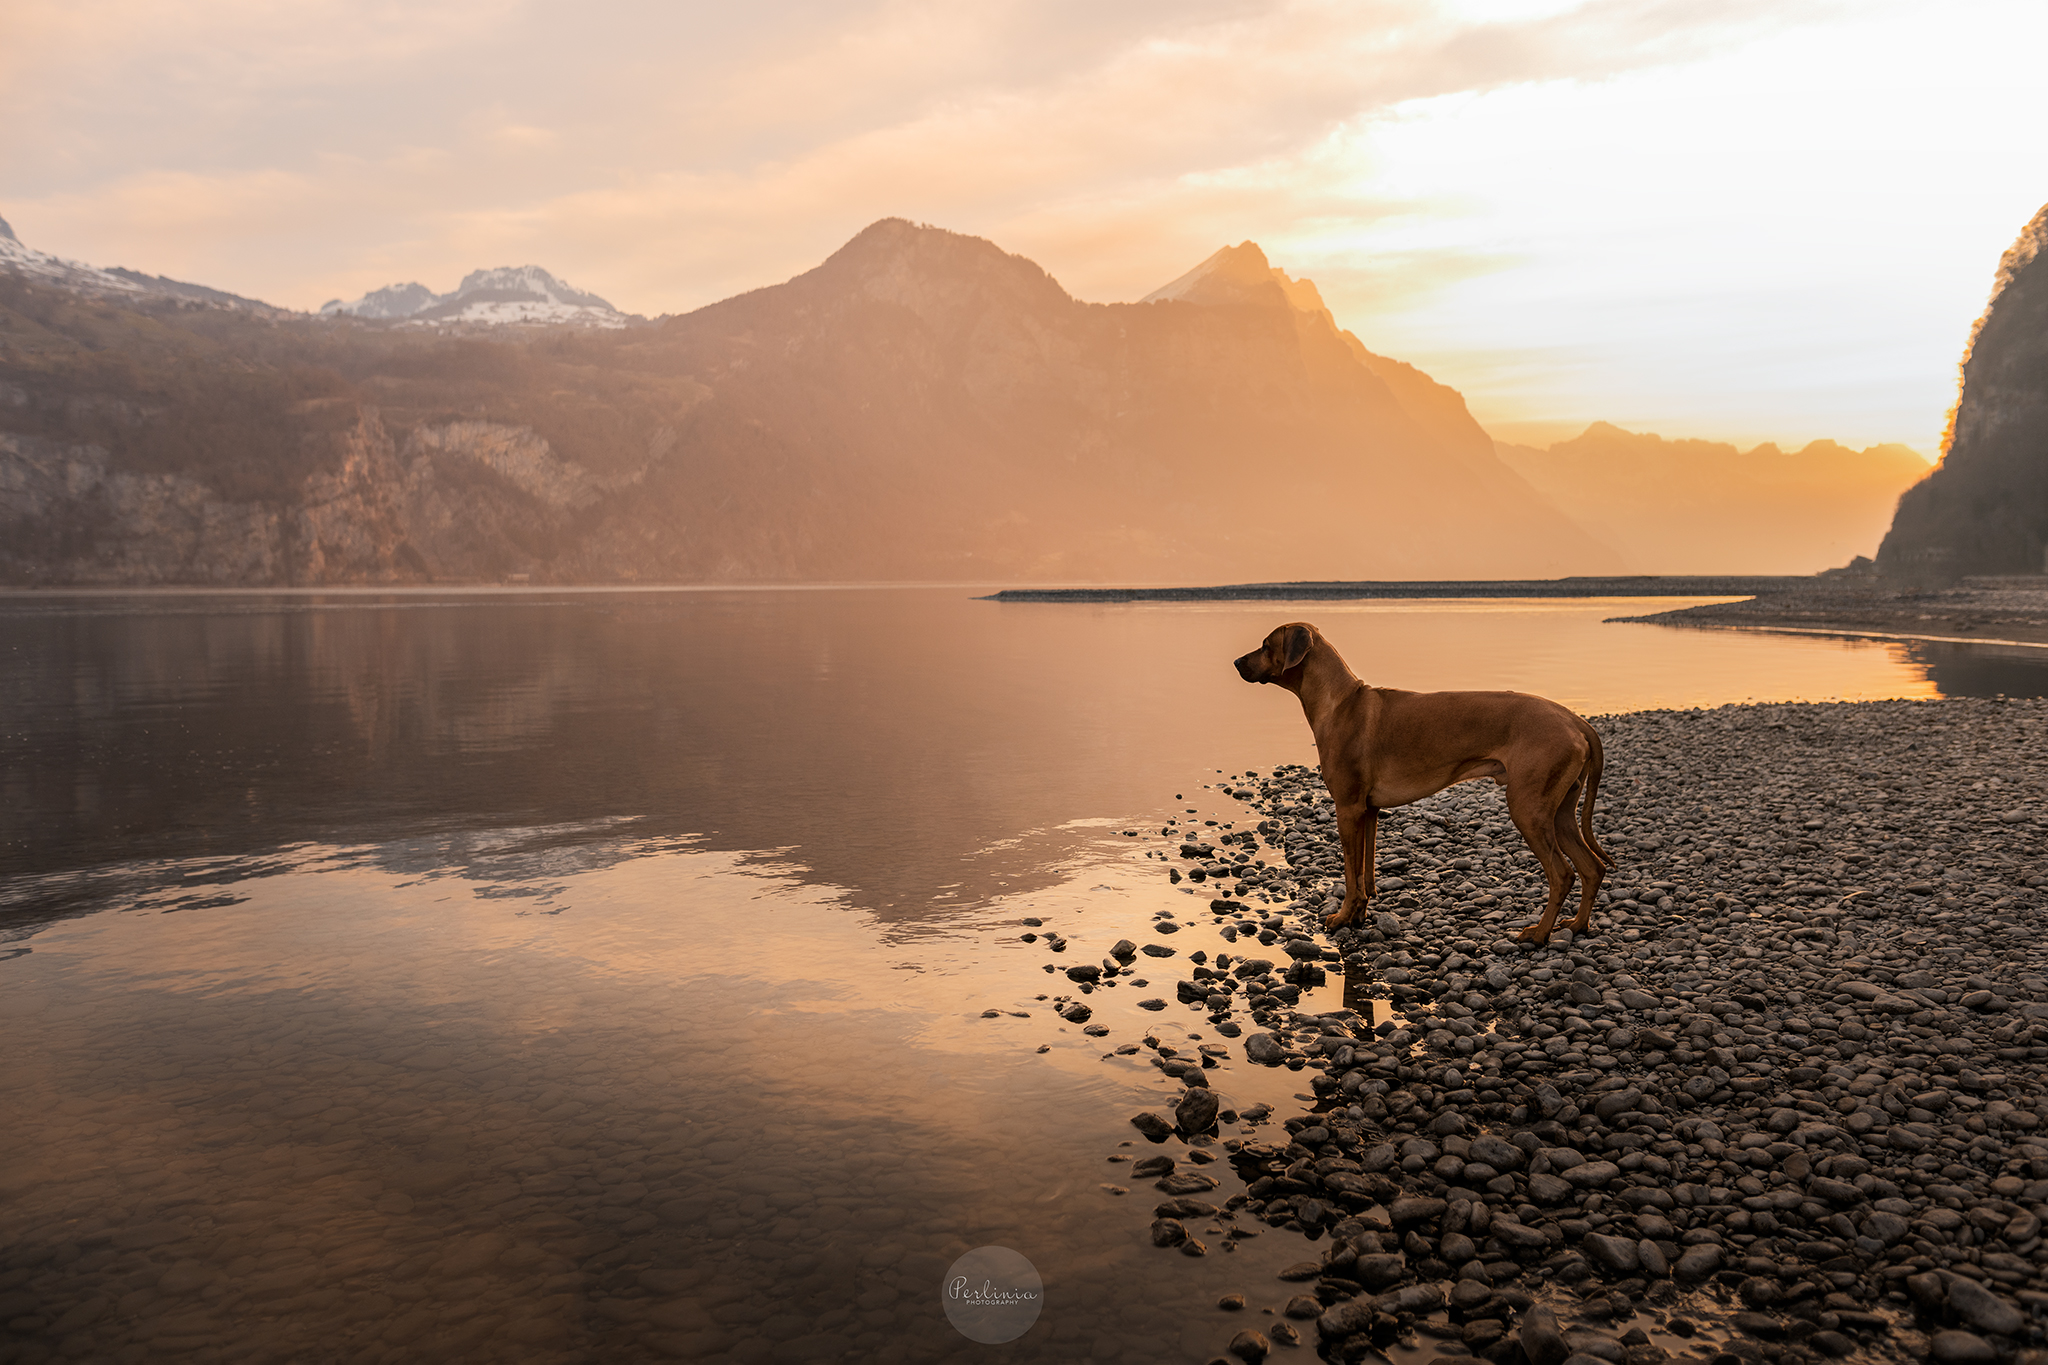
left=3, top=587, right=2045, bottom=1364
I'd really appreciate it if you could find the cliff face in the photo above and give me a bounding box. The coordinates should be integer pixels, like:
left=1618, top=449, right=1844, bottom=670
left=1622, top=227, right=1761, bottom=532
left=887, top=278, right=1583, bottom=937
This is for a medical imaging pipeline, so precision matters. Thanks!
left=0, top=220, right=1621, bottom=585
left=1497, top=422, right=1930, bottom=575
left=0, top=413, right=636, bottom=585
left=1879, top=205, right=2048, bottom=578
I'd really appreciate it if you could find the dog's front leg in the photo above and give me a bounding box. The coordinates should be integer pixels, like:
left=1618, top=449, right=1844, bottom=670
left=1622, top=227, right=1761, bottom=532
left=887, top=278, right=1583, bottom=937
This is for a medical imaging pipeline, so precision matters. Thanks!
left=1324, top=805, right=1377, bottom=931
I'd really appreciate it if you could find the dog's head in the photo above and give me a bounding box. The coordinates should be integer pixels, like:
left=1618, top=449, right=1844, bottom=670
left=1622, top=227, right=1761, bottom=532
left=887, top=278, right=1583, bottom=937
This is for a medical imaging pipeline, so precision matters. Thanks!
left=1234, top=622, right=1317, bottom=684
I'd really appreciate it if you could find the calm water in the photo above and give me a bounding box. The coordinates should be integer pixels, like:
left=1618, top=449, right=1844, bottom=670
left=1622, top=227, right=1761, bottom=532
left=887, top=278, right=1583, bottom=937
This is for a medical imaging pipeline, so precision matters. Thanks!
left=3, top=588, right=2046, bottom=1365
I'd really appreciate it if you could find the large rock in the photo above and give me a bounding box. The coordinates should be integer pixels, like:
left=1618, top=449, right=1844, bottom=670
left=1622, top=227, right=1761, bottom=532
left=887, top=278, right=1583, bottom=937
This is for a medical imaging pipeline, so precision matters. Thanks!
left=1130, top=1112, right=1173, bottom=1141
left=1491, top=1219, right=1552, bottom=1251
left=1560, top=1160, right=1620, bottom=1189
left=1519, top=1306, right=1570, bottom=1365
left=1388, top=1196, right=1446, bottom=1227
left=1947, top=1279, right=2025, bottom=1336
left=1673, top=1244, right=1721, bottom=1282
left=1580, top=1233, right=1639, bottom=1274
left=1228, top=1329, right=1271, bottom=1364
left=1352, top=1253, right=1407, bottom=1289
left=1175, top=1087, right=1220, bottom=1134
left=1317, top=1300, right=1376, bottom=1340
left=1929, top=1331, right=1999, bottom=1365
left=1591, top=1089, right=1642, bottom=1121
left=1467, top=1135, right=1526, bottom=1171
left=1244, top=1033, right=1287, bottom=1065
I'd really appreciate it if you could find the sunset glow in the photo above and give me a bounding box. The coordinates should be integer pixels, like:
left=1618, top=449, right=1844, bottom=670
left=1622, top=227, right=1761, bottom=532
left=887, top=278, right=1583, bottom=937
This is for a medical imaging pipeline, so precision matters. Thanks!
left=4, top=0, right=2044, bottom=452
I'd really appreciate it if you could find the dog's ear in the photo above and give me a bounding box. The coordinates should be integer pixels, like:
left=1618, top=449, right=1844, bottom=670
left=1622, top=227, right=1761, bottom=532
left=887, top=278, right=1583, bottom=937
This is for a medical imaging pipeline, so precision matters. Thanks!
left=1281, top=623, right=1313, bottom=670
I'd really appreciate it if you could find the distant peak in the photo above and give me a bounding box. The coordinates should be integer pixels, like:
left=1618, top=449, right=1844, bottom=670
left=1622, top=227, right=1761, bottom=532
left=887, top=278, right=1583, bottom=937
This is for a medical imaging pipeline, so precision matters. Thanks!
left=321, top=281, right=436, bottom=319
left=1270, top=268, right=1328, bottom=317
left=1142, top=242, right=1344, bottom=323
left=825, top=218, right=1030, bottom=274
left=320, top=266, right=624, bottom=327
left=803, top=218, right=1070, bottom=313
left=0, top=212, right=280, bottom=309
left=1142, top=242, right=1282, bottom=307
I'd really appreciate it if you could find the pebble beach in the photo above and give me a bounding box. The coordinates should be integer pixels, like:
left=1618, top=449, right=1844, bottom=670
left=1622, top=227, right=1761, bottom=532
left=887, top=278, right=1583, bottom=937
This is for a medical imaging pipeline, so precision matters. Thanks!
left=1104, top=697, right=2048, bottom=1365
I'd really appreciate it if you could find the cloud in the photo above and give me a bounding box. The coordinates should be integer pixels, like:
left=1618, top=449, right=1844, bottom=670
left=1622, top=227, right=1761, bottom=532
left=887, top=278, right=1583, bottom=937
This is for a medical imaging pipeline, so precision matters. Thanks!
left=6, top=0, right=1831, bottom=297
left=4, top=0, right=2036, bottom=451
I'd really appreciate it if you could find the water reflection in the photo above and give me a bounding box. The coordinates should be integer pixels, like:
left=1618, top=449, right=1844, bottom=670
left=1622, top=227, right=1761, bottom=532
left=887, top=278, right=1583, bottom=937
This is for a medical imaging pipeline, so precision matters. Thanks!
left=1904, top=639, right=2048, bottom=698
left=2, top=835, right=1333, bottom=1364
left=9, top=589, right=2044, bottom=914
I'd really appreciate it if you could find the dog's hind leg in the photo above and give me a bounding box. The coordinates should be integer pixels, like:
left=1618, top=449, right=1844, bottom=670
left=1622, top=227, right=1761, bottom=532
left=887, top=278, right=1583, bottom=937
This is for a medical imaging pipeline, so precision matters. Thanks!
left=1554, top=778, right=1605, bottom=934
left=1509, top=785, right=1574, bottom=945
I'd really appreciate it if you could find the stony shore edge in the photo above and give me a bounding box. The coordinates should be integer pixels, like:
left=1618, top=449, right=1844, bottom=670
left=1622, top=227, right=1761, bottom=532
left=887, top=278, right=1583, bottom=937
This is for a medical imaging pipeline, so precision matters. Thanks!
left=1105, top=697, right=2048, bottom=1365
left=1612, top=580, right=2048, bottom=648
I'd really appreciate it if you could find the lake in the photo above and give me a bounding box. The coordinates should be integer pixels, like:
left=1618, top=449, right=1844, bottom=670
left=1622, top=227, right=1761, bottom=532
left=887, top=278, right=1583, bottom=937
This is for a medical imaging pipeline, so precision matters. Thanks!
left=4, top=587, right=2044, bottom=1365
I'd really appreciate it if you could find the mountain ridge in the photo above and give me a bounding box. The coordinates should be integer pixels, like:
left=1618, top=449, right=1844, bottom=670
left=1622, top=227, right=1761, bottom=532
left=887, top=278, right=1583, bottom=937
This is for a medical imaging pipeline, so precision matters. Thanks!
left=320, top=265, right=630, bottom=328
left=0, top=212, right=282, bottom=314
left=0, top=211, right=626, bottom=329
left=1497, top=422, right=1929, bottom=574
left=0, top=217, right=1620, bottom=585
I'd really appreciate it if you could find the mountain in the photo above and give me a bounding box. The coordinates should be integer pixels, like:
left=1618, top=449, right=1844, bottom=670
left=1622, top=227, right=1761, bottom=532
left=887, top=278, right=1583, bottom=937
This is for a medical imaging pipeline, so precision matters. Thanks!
left=1878, top=204, right=2048, bottom=578
left=320, top=266, right=629, bottom=328
left=322, top=281, right=438, bottom=320
left=1496, top=422, right=1929, bottom=574
left=0, top=213, right=279, bottom=313
left=0, top=218, right=1621, bottom=586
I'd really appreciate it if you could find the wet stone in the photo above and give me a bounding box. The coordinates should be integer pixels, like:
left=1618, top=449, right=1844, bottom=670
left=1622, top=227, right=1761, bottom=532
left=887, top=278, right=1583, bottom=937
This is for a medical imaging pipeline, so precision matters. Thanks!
left=1244, top=1033, right=1286, bottom=1065
left=1130, top=1112, right=1174, bottom=1141
left=1930, top=1332, right=1999, bottom=1365
left=1228, top=1328, right=1271, bottom=1363
left=1176, top=1088, right=1221, bottom=1134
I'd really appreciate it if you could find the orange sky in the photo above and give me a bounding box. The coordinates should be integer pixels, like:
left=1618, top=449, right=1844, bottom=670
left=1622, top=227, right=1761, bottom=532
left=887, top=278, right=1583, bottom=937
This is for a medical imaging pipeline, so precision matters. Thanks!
left=4, top=0, right=2044, bottom=454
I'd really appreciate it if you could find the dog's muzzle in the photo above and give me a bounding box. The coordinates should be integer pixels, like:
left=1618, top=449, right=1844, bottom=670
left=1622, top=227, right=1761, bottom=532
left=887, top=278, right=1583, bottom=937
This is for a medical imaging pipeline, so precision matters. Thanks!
left=1234, top=653, right=1264, bottom=682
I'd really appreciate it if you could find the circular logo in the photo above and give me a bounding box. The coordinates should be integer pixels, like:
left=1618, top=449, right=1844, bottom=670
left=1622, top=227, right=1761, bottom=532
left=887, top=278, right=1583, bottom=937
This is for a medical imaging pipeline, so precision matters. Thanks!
left=941, top=1245, right=1043, bottom=1344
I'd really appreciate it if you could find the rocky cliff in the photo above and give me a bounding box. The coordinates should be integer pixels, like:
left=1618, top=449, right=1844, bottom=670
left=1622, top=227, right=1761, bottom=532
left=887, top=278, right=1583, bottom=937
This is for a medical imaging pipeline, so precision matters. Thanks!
left=0, top=220, right=1621, bottom=585
left=1879, top=205, right=2048, bottom=578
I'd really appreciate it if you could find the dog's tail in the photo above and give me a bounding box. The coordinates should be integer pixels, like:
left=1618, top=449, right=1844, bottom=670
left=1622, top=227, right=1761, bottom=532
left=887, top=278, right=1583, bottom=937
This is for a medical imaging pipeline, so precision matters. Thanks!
left=1580, top=722, right=1610, bottom=869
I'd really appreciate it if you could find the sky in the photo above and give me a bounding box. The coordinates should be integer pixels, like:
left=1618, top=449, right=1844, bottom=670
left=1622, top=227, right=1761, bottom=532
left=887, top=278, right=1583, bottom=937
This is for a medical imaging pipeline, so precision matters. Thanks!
left=4, top=0, right=2046, bottom=455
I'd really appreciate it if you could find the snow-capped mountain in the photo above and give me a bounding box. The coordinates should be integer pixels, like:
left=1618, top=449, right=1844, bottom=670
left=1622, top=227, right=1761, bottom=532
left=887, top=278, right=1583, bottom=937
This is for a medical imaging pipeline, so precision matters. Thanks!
left=323, top=281, right=437, bottom=320
left=1, top=212, right=625, bottom=327
left=0, top=212, right=278, bottom=311
left=320, top=266, right=628, bottom=328
left=1, top=213, right=134, bottom=294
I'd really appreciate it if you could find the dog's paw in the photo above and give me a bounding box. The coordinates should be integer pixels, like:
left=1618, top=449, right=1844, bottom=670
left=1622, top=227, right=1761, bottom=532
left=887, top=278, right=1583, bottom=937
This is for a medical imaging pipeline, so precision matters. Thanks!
left=1515, top=925, right=1549, bottom=944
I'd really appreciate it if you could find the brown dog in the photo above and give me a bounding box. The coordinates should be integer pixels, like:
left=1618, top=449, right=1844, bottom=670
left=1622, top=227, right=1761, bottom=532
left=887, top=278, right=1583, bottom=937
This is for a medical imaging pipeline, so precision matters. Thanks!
left=1234, top=622, right=1608, bottom=944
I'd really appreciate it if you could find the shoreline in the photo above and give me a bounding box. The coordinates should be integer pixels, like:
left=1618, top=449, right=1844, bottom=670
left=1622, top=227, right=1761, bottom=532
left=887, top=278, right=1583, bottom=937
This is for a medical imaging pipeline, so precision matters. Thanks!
left=1092, top=696, right=2048, bottom=1364
left=982, top=577, right=1810, bottom=603
left=1641, top=624, right=2048, bottom=654
left=1615, top=579, right=2048, bottom=651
